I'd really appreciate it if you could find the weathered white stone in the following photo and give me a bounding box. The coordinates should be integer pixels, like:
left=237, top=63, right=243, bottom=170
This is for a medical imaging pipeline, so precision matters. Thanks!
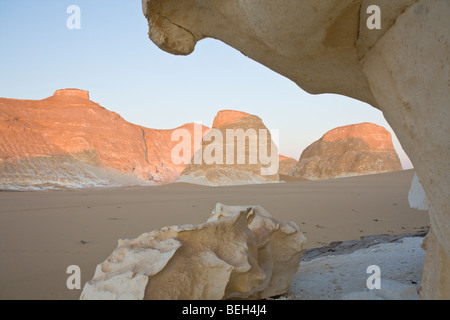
left=80, top=203, right=306, bottom=300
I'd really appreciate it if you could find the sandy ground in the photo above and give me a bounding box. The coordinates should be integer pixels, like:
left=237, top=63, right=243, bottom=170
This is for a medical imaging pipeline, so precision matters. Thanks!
left=0, top=169, right=429, bottom=299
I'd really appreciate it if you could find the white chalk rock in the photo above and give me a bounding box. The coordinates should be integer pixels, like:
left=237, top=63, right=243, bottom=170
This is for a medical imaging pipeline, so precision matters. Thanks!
left=80, top=203, right=306, bottom=300
left=408, top=173, right=428, bottom=211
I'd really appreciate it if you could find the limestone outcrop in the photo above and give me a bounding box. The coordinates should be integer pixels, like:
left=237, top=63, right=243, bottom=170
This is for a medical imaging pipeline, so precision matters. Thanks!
left=278, top=155, right=298, bottom=176
left=178, top=110, right=280, bottom=186
left=53, top=88, right=90, bottom=100
left=0, top=89, right=208, bottom=188
left=289, top=123, right=402, bottom=180
left=142, top=0, right=450, bottom=298
left=80, top=203, right=306, bottom=300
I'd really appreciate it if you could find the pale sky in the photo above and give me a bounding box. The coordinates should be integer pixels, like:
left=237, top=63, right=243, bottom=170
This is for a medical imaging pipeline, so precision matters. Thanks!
left=0, top=0, right=413, bottom=168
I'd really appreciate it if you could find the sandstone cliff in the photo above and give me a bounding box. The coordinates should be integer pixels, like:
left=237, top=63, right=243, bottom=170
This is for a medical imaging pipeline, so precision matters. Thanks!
left=289, top=123, right=402, bottom=180
left=0, top=89, right=207, bottom=189
left=178, top=110, right=279, bottom=186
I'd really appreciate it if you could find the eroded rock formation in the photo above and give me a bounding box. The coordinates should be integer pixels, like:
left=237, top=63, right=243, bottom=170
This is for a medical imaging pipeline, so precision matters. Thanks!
left=80, top=203, right=307, bottom=300
left=289, top=123, right=402, bottom=180
left=278, top=155, right=298, bottom=176
left=142, top=0, right=450, bottom=298
left=0, top=89, right=208, bottom=188
left=409, top=173, right=428, bottom=211
left=178, top=110, right=279, bottom=186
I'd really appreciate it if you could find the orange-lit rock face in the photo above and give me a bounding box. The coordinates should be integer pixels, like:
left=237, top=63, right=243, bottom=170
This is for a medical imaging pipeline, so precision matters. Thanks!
left=290, top=123, right=402, bottom=180
left=142, top=0, right=450, bottom=300
left=0, top=90, right=208, bottom=188
left=180, top=110, right=279, bottom=186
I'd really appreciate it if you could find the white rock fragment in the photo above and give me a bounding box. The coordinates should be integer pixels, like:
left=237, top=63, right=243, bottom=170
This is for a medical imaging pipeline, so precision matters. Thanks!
left=80, top=203, right=306, bottom=300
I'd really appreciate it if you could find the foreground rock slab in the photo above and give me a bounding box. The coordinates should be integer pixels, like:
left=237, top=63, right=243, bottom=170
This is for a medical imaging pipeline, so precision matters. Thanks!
left=80, top=203, right=306, bottom=300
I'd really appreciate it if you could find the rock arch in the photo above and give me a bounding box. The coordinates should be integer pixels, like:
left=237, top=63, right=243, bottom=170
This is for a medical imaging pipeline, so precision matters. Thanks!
left=142, top=0, right=449, bottom=299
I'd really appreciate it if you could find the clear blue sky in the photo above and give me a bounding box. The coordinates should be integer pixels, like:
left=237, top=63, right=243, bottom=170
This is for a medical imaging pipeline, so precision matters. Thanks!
left=0, top=0, right=412, bottom=168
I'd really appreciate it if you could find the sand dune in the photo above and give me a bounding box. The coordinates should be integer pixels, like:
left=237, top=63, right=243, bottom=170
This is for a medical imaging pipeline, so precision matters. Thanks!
left=0, top=169, right=429, bottom=299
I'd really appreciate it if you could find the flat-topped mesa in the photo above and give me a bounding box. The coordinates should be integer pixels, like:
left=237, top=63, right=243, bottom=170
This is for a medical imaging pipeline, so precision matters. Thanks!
left=53, top=89, right=90, bottom=100
left=289, top=123, right=402, bottom=180
left=142, top=0, right=450, bottom=299
left=323, top=123, right=396, bottom=152
left=179, top=109, right=280, bottom=186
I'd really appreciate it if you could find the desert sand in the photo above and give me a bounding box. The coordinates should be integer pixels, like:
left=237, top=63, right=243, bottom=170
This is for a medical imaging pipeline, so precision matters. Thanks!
left=0, top=169, right=429, bottom=299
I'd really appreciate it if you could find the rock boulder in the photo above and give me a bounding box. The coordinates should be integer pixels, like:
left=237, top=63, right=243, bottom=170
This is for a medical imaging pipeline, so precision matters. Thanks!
left=80, top=203, right=307, bottom=300
left=178, top=110, right=280, bottom=186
